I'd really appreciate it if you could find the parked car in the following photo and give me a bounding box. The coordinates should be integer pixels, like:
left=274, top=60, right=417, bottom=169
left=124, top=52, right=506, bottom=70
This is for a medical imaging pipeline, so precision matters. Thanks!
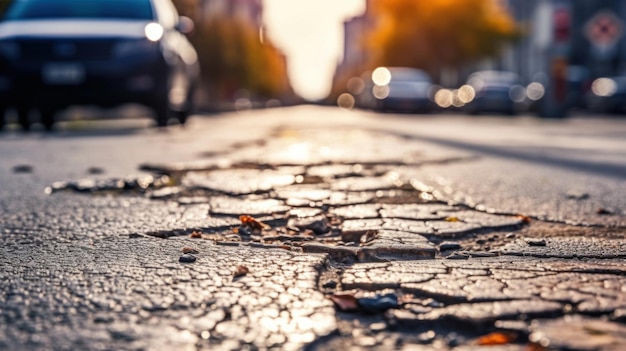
left=371, top=67, right=435, bottom=113
left=586, top=76, right=626, bottom=114
left=0, top=0, right=199, bottom=130
left=463, top=70, right=525, bottom=115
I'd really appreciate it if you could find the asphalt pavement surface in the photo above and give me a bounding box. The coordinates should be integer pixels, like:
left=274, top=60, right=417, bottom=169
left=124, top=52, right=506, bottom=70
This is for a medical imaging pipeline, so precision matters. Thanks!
left=1, top=106, right=625, bottom=350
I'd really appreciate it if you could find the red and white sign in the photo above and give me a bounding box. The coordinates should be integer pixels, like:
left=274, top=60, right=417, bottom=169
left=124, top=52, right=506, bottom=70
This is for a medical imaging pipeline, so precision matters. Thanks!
left=585, top=10, right=623, bottom=47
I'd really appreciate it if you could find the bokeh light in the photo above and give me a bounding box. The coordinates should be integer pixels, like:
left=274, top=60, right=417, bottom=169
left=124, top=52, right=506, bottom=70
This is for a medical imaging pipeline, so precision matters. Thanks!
left=591, top=78, right=617, bottom=97
left=372, top=67, right=392, bottom=86
left=526, top=82, right=545, bottom=101
left=435, top=89, right=453, bottom=108
left=347, top=77, right=365, bottom=95
left=457, top=85, right=476, bottom=103
left=451, top=90, right=465, bottom=108
left=337, top=93, right=356, bottom=110
left=372, top=85, right=390, bottom=100
left=509, top=85, right=527, bottom=103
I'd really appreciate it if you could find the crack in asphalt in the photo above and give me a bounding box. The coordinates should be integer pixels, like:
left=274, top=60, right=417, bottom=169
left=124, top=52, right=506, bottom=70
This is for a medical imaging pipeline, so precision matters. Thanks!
left=34, top=126, right=626, bottom=350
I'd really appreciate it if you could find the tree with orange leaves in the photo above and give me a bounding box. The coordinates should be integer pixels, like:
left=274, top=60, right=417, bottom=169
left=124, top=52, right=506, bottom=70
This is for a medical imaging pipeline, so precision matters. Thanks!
left=367, top=0, right=520, bottom=76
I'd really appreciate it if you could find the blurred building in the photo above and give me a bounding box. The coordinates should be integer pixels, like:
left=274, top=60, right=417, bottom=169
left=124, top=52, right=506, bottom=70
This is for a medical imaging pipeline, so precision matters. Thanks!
left=497, top=0, right=626, bottom=82
left=461, top=0, right=626, bottom=116
left=331, top=0, right=374, bottom=100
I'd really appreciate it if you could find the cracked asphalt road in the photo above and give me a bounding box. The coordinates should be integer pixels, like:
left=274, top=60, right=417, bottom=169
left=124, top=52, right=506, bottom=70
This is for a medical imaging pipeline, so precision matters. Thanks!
left=1, top=106, right=625, bottom=350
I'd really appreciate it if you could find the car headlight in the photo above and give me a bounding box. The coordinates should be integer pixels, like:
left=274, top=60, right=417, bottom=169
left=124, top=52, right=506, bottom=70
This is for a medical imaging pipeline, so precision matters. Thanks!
left=113, top=39, right=158, bottom=57
left=145, top=23, right=164, bottom=42
left=0, top=41, right=20, bottom=59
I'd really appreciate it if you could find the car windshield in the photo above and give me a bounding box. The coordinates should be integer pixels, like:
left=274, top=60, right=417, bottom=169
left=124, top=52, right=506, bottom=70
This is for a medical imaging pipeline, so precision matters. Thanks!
left=3, top=0, right=154, bottom=21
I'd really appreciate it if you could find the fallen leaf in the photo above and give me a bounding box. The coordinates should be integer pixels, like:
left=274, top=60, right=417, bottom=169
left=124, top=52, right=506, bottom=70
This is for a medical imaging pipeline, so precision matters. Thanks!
left=477, top=332, right=517, bottom=345
left=190, top=231, right=203, bottom=238
left=329, top=293, right=359, bottom=311
left=516, top=214, right=532, bottom=224
left=182, top=247, right=199, bottom=254
left=445, top=217, right=460, bottom=222
left=239, top=215, right=270, bottom=230
left=526, top=342, right=547, bottom=351
left=233, top=265, right=249, bottom=278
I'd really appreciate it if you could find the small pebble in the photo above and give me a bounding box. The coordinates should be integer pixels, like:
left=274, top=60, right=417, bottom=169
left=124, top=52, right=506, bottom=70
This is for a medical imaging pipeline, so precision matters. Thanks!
left=566, top=191, right=589, bottom=200
left=525, top=238, right=547, bottom=247
left=12, top=164, right=33, bottom=173
left=596, top=208, right=614, bottom=215
left=179, top=254, right=197, bottom=263
left=87, top=167, right=105, bottom=175
left=439, top=242, right=461, bottom=251
left=446, top=253, right=470, bottom=260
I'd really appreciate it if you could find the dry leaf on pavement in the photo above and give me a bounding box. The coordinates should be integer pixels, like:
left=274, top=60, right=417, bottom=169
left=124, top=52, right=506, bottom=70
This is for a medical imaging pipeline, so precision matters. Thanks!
left=233, top=265, right=249, bottom=278
left=182, top=247, right=199, bottom=254
left=516, top=214, right=532, bottom=224
left=328, top=293, right=359, bottom=311
left=476, top=331, right=517, bottom=345
left=239, top=215, right=270, bottom=230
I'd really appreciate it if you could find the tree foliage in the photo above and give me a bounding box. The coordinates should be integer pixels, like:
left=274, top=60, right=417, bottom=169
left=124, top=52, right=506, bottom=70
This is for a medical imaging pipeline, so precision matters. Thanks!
left=171, top=0, right=292, bottom=101
left=368, top=0, right=520, bottom=74
left=193, top=18, right=290, bottom=99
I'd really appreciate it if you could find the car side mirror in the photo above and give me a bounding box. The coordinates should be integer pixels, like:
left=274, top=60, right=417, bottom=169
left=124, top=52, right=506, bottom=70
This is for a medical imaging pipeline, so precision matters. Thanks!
left=176, top=16, right=194, bottom=34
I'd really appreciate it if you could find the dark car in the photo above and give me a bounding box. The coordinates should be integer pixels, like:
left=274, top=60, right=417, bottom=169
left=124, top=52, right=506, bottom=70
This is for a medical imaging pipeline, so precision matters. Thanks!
left=464, top=70, right=525, bottom=115
left=371, top=67, right=435, bottom=113
left=0, top=0, right=199, bottom=130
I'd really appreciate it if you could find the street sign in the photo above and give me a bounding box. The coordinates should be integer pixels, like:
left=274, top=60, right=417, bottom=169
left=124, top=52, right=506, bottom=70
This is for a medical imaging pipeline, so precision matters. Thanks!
left=553, top=7, right=571, bottom=43
left=585, top=10, right=623, bottom=48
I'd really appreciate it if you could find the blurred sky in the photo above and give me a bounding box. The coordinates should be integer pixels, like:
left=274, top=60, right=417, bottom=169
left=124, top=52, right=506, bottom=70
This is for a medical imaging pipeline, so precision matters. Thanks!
left=263, top=0, right=365, bottom=101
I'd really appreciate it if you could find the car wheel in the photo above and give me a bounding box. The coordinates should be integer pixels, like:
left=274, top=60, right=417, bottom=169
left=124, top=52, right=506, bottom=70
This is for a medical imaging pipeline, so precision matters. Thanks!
left=176, top=86, right=195, bottom=125
left=17, top=106, right=31, bottom=131
left=153, top=101, right=170, bottom=127
left=176, top=110, right=189, bottom=125
left=40, top=109, right=56, bottom=131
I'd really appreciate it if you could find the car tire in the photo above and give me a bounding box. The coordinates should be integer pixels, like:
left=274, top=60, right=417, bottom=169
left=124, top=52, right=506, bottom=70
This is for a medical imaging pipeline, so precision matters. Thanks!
left=153, top=101, right=170, bottom=127
left=176, top=85, right=195, bottom=126
left=17, top=106, right=31, bottom=131
left=40, top=109, right=56, bottom=131
left=176, top=110, right=188, bottom=125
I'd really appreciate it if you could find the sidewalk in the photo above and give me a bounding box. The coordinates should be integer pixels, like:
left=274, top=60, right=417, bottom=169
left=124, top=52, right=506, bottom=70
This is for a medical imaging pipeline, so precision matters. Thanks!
left=2, top=123, right=625, bottom=350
